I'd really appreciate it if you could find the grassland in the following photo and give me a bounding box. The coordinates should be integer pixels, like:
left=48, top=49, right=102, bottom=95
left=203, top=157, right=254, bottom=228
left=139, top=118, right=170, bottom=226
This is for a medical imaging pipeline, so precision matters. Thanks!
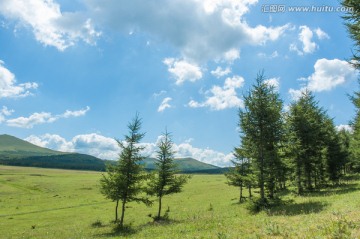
left=1, top=165, right=360, bottom=238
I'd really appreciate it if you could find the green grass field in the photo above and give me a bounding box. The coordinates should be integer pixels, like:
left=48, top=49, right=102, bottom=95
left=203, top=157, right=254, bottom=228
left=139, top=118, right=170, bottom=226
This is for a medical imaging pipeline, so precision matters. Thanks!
left=1, top=165, right=360, bottom=238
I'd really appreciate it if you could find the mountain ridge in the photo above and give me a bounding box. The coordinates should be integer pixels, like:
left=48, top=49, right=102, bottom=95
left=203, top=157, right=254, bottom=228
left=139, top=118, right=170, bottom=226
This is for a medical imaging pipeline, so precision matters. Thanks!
left=0, top=134, right=225, bottom=173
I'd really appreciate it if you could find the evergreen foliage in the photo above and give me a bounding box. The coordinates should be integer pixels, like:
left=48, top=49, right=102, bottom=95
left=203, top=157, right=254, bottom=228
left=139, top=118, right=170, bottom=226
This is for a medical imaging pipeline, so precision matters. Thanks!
left=100, top=113, right=150, bottom=228
left=225, top=147, right=254, bottom=203
left=238, top=72, right=284, bottom=201
left=146, top=130, right=189, bottom=220
left=342, top=0, right=360, bottom=69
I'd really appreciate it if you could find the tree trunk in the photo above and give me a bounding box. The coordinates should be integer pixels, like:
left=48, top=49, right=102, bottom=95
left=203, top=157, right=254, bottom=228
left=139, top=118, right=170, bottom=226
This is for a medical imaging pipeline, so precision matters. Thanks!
left=239, top=185, right=243, bottom=203
left=115, top=199, right=119, bottom=222
left=260, top=158, right=265, bottom=200
left=119, top=200, right=126, bottom=228
left=248, top=185, right=252, bottom=198
left=157, top=196, right=162, bottom=219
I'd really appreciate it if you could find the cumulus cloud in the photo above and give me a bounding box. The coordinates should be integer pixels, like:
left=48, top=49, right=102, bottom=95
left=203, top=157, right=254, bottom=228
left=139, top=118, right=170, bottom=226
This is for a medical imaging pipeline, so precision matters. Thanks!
left=290, top=25, right=317, bottom=55
left=290, top=26, right=329, bottom=56
left=6, top=106, right=90, bottom=128
left=25, top=133, right=120, bottom=159
left=83, top=0, right=289, bottom=62
left=158, top=97, right=172, bottom=112
left=211, top=66, right=231, bottom=78
left=163, top=58, right=203, bottom=85
left=0, top=60, right=38, bottom=98
left=335, top=124, right=353, bottom=133
left=306, top=59, right=358, bottom=92
left=288, top=58, right=358, bottom=101
left=189, top=75, right=244, bottom=110
left=25, top=133, right=233, bottom=166
left=0, top=0, right=101, bottom=51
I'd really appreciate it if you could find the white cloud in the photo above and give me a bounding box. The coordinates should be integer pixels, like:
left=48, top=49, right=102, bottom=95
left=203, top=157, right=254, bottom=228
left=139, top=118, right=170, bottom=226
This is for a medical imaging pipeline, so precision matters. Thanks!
left=258, top=51, right=279, bottom=59
left=25, top=134, right=74, bottom=152
left=211, top=66, right=231, bottom=78
left=62, top=106, right=90, bottom=118
left=306, top=59, right=357, bottom=92
left=315, top=28, right=329, bottom=40
left=6, top=106, right=90, bottom=128
left=288, top=59, right=358, bottom=101
left=0, top=60, right=38, bottom=98
left=222, top=48, right=240, bottom=63
left=25, top=133, right=120, bottom=159
left=0, top=106, right=14, bottom=123
left=290, top=26, right=329, bottom=55
left=7, top=112, right=57, bottom=128
left=163, top=58, right=203, bottom=85
left=189, top=75, right=244, bottom=110
left=264, top=77, right=280, bottom=91
left=335, top=124, right=353, bottom=133
left=158, top=97, right=172, bottom=112
left=299, top=26, right=317, bottom=54
left=83, top=0, right=289, bottom=62
left=25, top=133, right=233, bottom=166
left=288, top=88, right=306, bottom=101
left=0, top=0, right=101, bottom=51
left=173, top=141, right=234, bottom=167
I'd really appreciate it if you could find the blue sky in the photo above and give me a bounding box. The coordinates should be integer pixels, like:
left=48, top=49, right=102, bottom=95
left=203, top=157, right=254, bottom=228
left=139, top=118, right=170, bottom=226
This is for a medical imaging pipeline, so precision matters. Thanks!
left=0, top=0, right=358, bottom=166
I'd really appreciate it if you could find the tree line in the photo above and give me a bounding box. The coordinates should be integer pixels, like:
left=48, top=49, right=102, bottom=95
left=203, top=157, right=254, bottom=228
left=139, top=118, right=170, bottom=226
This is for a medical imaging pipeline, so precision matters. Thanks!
left=225, top=72, right=358, bottom=208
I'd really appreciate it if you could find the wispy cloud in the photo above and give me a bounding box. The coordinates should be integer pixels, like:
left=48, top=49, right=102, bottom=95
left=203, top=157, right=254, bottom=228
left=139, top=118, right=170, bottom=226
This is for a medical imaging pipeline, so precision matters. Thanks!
left=6, top=106, right=90, bottom=128
left=158, top=97, right=172, bottom=112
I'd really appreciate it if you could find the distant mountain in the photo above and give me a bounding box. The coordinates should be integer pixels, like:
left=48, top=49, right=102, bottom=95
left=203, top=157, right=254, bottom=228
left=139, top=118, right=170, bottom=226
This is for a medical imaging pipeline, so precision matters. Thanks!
left=0, top=134, right=64, bottom=157
left=0, top=134, right=224, bottom=173
left=140, top=157, right=220, bottom=172
left=0, top=134, right=106, bottom=171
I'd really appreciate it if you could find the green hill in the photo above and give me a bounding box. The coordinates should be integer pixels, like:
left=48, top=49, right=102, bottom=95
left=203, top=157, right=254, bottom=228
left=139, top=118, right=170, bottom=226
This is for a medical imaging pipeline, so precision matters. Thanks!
left=0, top=134, right=64, bottom=157
left=0, top=134, right=224, bottom=173
left=140, top=157, right=221, bottom=173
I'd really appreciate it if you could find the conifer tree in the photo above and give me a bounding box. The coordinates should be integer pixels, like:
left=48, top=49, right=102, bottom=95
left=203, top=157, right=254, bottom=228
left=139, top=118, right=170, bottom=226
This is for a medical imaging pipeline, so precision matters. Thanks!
left=349, top=87, right=360, bottom=171
left=286, top=91, right=329, bottom=192
left=342, top=0, right=360, bottom=69
left=239, top=72, right=284, bottom=201
left=100, top=113, right=150, bottom=228
left=146, top=130, right=189, bottom=220
left=225, top=147, right=253, bottom=203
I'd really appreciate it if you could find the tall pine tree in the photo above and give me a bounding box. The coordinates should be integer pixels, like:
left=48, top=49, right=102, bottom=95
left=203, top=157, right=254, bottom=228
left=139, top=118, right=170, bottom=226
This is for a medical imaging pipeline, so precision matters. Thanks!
left=239, top=72, right=284, bottom=201
left=342, top=0, right=360, bottom=69
left=100, top=113, right=150, bottom=228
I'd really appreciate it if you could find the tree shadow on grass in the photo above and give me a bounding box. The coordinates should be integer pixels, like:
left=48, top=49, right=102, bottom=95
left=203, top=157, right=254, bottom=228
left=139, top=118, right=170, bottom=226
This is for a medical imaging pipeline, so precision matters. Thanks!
left=95, top=218, right=181, bottom=238
left=268, top=200, right=328, bottom=216
left=95, top=223, right=138, bottom=238
left=301, top=183, right=359, bottom=198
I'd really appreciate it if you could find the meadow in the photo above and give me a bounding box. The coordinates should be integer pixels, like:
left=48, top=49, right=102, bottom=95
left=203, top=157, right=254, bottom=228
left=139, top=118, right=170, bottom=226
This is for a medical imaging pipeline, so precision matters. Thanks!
left=1, top=165, right=360, bottom=238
